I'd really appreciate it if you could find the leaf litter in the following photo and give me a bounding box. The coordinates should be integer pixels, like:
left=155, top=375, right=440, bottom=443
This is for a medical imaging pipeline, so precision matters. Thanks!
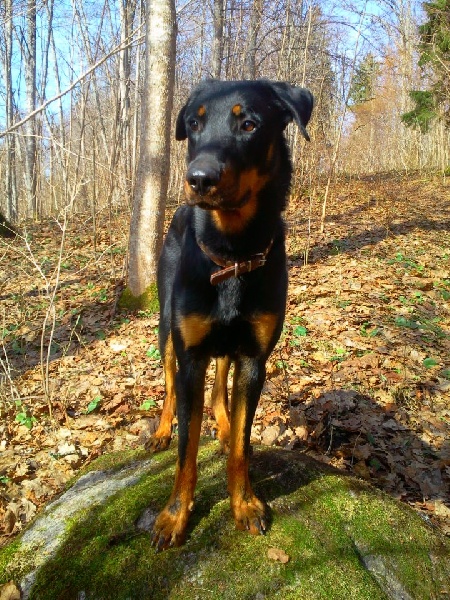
left=0, top=173, right=449, bottom=545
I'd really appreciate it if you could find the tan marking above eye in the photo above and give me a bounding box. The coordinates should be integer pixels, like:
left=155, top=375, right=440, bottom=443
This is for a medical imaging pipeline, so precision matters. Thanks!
left=232, top=104, right=242, bottom=116
left=197, top=105, right=206, bottom=117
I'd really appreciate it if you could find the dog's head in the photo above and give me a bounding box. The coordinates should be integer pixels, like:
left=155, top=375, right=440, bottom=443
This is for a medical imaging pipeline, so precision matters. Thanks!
left=176, top=80, right=313, bottom=217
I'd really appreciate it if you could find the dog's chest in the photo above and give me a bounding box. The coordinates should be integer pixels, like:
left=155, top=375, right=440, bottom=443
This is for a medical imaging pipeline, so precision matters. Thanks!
left=206, top=279, right=266, bottom=356
left=216, top=277, right=244, bottom=323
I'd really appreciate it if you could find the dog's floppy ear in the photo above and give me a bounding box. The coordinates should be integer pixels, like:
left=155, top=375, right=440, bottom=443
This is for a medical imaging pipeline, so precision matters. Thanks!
left=271, top=82, right=314, bottom=141
left=175, top=104, right=187, bottom=141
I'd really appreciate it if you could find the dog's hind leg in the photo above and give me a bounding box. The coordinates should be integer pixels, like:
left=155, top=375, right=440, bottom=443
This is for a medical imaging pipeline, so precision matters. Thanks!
left=146, top=328, right=176, bottom=453
left=211, top=356, right=231, bottom=453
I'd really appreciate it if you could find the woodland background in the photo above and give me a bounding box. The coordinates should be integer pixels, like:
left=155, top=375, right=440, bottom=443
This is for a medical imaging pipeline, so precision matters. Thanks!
left=1, top=0, right=449, bottom=223
left=0, top=0, right=449, bottom=543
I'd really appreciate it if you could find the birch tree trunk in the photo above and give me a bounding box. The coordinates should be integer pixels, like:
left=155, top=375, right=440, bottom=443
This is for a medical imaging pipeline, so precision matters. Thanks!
left=125, top=0, right=176, bottom=304
left=24, top=0, right=37, bottom=219
left=5, top=0, right=18, bottom=222
left=211, top=0, right=224, bottom=78
left=119, top=0, right=136, bottom=205
left=244, top=0, right=263, bottom=79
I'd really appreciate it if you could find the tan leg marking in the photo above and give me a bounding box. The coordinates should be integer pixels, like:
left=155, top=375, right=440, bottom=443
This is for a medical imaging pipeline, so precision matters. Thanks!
left=152, top=403, right=203, bottom=550
left=250, top=312, right=279, bottom=354
left=178, top=314, right=212, bottom=349
left=146, top=333, right=176, bottom=453
left=227, top=361, right=267, bottom=535
left=211, top=357, right=231, bottom=453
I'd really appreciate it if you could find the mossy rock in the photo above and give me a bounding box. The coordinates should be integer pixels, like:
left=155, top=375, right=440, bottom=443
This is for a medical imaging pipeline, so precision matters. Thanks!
left=1, top=440, right=449, bottom=599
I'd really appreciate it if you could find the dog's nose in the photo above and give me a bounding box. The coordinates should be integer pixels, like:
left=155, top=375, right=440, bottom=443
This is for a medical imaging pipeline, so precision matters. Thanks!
left=187, top=165, right=220, bottom=196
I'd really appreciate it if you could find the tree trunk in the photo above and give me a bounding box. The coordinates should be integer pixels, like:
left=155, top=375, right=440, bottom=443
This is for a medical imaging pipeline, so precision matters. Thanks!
left=5, top=0, right=18, bottom=222
left=119, top=0, right=136, bottom=205
left=126, top=0, right=176, bottom=303
left=132, top=0, right=145, bottom=200
left=244, top=0, right=263, bottom=79
left=211, top=0, right=224, bottom=78
left=24, top=0, right=37, bottom=219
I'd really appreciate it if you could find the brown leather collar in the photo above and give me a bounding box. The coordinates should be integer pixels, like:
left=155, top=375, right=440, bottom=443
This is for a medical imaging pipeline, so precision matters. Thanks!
left=198, top=240, right=273, bottom=285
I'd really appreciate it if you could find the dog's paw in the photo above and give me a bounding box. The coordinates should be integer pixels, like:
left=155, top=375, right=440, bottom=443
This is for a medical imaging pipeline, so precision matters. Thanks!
left=219, top=438, right=230, bottom=455
left=151, top=507, right=189, bottom=551
left=145, top=435, right=172, bottom=453
left=212, top=426, right=230, bottom=454
left=231, top=495, right=268, bottom=535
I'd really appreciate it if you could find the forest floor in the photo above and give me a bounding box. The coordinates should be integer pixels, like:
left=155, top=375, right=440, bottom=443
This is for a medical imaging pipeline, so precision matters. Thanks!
left=1, top=172, right=449, bottom=547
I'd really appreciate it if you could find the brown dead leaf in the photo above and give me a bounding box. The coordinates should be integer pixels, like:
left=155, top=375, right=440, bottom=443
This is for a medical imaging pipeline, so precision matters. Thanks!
left=289, top=406, right=307, bottom=427
left=353, top=444, right=372, bottom=460
left=2, top=509, right=16, bottom=535
left=0, top=581, right=21, bottom=600
left=434, top=500, right=450, bottom=520
left=267, top=547, right=290, bottom=563
left=311, top=419, right=325, bottom=439
left=295, top=425, right=309, bottom=441
left=103, top=394, right=127, bottom=412
left=311, top=351, right=329, bottom=364
left=353, top=461, right=371, bottom=479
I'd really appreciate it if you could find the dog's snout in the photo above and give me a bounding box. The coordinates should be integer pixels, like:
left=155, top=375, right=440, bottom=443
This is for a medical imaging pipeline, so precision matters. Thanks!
left=186, top=163, right=221, bottom=196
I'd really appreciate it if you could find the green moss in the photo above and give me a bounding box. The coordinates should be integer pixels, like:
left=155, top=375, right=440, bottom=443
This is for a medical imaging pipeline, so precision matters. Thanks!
left=76, top=447, right=149, bottom=477
left=0, top=540, right=23, bottom=581
left=2, top=442, right=449, bottom=599
left=118, top=283, right=159, bottom=313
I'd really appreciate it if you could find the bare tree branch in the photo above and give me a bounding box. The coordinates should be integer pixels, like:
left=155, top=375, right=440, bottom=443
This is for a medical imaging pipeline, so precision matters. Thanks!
left=0, top=27, right=144, bottom=140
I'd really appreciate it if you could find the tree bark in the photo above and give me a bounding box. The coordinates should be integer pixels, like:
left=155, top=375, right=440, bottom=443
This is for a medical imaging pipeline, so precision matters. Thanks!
left=211, top=0, right=224, bottom=78
left=244, top=0, right=263, bottom=79
left=119, top=0, right=136, bottom=205
left=127, top=0, right=177, bottom=300
left=24, top=0, right=38, bottom=219
left=5, top=0, right=18, bottom=222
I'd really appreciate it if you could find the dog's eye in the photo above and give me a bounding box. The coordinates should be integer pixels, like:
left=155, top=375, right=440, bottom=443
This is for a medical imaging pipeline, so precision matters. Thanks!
left=189, top=119, right=200, bottom=132
left=241, top=120, right=256, bottom=132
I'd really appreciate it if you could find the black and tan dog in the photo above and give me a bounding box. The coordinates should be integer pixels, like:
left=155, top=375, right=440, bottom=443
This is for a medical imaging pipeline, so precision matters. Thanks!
left=148, top=79, right=313, bottom=550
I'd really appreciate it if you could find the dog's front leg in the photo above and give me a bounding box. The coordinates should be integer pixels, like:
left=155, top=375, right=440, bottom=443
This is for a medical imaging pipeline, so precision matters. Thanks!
left=152, top=354, right=208, bottom=551
left=227, top=356, right=268, bottom=535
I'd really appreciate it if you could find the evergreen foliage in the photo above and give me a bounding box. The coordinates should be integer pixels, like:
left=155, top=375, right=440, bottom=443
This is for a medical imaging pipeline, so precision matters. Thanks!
left=348, top=54, right=379, bottom=106
left=402, top=0, right=450, bottom=132
left=401, top=90, right=437, bottom=133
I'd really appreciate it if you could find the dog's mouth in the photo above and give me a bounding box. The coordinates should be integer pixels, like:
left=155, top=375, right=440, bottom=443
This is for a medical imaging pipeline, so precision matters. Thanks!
left=185, top=190, right=250, bottom=212
left=184, top=175, right=248, bottom=211
left=183, top=160, right=251, bottom=211
left=183, top=164, right=269, bottom=224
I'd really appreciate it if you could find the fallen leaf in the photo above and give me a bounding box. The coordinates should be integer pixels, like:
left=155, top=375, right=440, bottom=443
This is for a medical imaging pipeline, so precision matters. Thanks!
left=434, top=500, right=450, bottom=519
left=2, top=509, right=16, bottom=535
left=0, top=581, right=21, bottom=600
left=353, top=461, right=371, bottom=479
left=267, top=547, right=290, bottom=563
